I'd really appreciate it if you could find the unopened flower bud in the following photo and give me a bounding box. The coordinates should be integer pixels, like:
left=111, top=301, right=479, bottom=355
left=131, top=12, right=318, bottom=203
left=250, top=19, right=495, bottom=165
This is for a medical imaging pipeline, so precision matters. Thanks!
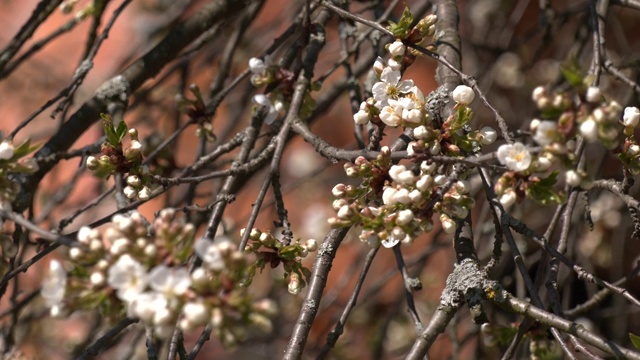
left=479, top=126, right=497, bottom=145
left=388, top=40, right=405, bottom=57
left=123, top=186, right=137, bottom=199
left=288, top=273, right=301, bottom=295
left=0, top=141, right=15, bottom=160
left=126, top=175, right=141, bottom=187
left=86, top=155, right=99, bottom=170
left=305, top=239, right=318, bottom=252
left=452, top=85, right=475, bottom=105
left=623, top=106, right=640, bottom=127
left=565, top=170, right=582, bottom=187
left=138, top=186, right=151, bottom=201
left=585, top=86, right=601, bottom=103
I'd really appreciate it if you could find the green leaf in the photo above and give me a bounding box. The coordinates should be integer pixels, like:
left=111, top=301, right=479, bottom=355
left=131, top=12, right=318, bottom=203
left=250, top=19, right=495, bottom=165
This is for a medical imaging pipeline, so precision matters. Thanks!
left=11, top=139, right=39, bottom=159
left=115, top=120, right=128, bottom=142
left=526, top=173, right=565, bottom=205
left=630, top=333, right=640, bottom=349
left=101, top=114, right=120, bottom=146
left=387, top=6, right=414, bottom=39
left=538, top=171, right=559, bottom=187
left=560, top=57, right=584, bottom=88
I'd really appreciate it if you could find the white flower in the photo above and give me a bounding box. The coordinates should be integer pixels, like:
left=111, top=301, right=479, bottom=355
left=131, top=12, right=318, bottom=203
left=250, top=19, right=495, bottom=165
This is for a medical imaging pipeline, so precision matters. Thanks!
left=440, top=214, right=456, bottom=234
left=288, top=273, right=301, bottom=295
left=379, top=103, right=403, bottom=127
left=148, top=265, right=191, bottom=297
left=381, top=236, right=400, bottom=248
left=194, top=238, right=226, bottom=271
left=387, top=58, right=402, bottom=71
left=479, top=126, right=497, bottom=145
left=353, top=109, right=370, bottom=125
left=0, top=141, right=15, bottom=160
left=138, top=186, right=151, bottom=201
left=429, top=141, right=441, bottom=155
left=252, top=94, right=279, bottom=124
left=531, top=86, right=546, bottom=102
left=108, top=255, right=148, bottom=302
left=532, top=120, right=557, bottom=146
left=396, top=209, right=414, bottom=225
left=389, top=165, right=415, bottom=185
left=534, top=156, right=552, bottom=172
left=496, top=142, right=532, bottom=172
left=249, top=56, right=270, bottom=74
left=585, top=86, right=601, bottom=103
left=408, top=189, right=422, bottom=203
left=90, top=272, right=106, bottom=286
left=128, top=291, right=166, bottom=323
left=337, top=205, right=353, bottom=219
left=579, top=118, right=598, bottom=142
left=388, top=40, right=405, bottom=57
left=414, top=126, right=428, bottom=140
left=434, top=174, right=447, bottom=185
left=126, top=175, right=141, bottom=187
left=565, top=170, right=582, bottom=187
left=499, top=190, right=517, bottom=208
left=373, top=56, right=385, bottom=75
left=41, top=260, right=67, bottom=315
left=407, top=143, right=418, bottom=156
left=392, top=188, right=411, bottom=205
left=371, top=67, right=414, bottom=106
left=181, top=302, right=210, bottom=329
left=455, top=180, right=470, bottom=194
left=451, top=85, right=475, bottom=105
left=623, top=106, right=640, bottom=127
left=332, top=184, right=345, bottom=197
left=123, top=186, right=137, bottom=199
left=382, top=187, right=397, bottom=205
left=86, top=155, right=99, bottom=169
left=416, top=174, right=432, bottom=192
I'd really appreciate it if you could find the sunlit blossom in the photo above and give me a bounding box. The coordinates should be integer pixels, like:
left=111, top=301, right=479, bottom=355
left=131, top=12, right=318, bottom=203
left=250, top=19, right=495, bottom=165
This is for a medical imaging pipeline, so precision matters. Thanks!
left=496, top=142, right=532, bottom=172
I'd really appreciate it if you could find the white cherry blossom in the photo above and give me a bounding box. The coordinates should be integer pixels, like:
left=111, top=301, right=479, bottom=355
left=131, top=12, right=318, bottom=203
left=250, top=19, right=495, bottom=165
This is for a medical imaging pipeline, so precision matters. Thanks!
left=41, top=260, right=67, bottom=316
left=532, top=120, right=558, bottom=146
left=371, top=67, right=414, bottom=106
left=194, top=237, right=226, bottom=271
left=496, top=142, right=532, bottom=172
left=107, top=254, right=148, bottom=302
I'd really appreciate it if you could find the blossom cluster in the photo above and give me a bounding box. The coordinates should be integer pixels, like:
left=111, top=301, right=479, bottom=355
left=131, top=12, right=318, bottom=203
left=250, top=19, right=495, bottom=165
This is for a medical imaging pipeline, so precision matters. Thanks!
left=493, top=81, right=640, bottom=207
left=326, top=10, right=507, bottom=247
left=241, top=228, right=317, bottom=295
left=86, top=118, right=153, bottom=201
left=329, top=147, right=475, bottom=248
left=41, top=210, right=276, bottom=344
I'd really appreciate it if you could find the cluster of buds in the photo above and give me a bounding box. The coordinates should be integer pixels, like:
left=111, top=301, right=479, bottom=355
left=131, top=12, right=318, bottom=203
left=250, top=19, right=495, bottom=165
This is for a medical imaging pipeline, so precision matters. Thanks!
left=352, top=12, right=439, bottom=128
left=494, top=80, right=640, bottom=206
left=329, top=147, right=475, bottom=248
left=86, top=121, right=142, bottom=176
left=387, top=7, right=437, bottom=49
left=408, top=85, right=498, bottom=159
left=86, top=116, right=153, bottom=201
left=41, top=210, right=276, bottom=343
left=241, top=228, right=317, bottom=295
